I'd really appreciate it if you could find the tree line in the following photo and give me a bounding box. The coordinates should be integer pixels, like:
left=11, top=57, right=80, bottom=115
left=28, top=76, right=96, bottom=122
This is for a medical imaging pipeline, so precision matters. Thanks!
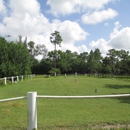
left=32, top=48, right=130, bottom=76
left=0, top=30, right=130, bottom=78
left=0, top=36, right=46, bottom=78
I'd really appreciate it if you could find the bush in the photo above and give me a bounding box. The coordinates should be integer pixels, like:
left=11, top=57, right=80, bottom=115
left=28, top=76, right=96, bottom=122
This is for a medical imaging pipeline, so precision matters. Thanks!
left=48, top=68, right=61, bottom=76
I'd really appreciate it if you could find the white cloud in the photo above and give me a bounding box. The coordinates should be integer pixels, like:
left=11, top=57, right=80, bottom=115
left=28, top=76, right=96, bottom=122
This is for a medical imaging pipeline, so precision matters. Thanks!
left=109, top=25, right=130, bottom=50
left=0, top=0, right=89, bottom=61
left=61, top=43, right=89, bottom=54
left=58, top=20, right=88, bottom=43
left=0, top=0, right=6, bottom=15
left=48, top=20, right=89, bottom=53
left=89, top=22, right=130, bottom=57
left=82, top=8, right=118, bottom=24
left=1, top=0, right=128, bottom=61
left=47, top=0, right=113, bottom=16
left=110, top=21, right=121, bottom=39
left=9, top=0, right=40, bottom=16
left=47, top=0, right=80, bottom=16
left=77, top=45, right=90, bottom=53
left=0, top=0, right=50, bottom=37
left=89, top=38, right=111, bottom=56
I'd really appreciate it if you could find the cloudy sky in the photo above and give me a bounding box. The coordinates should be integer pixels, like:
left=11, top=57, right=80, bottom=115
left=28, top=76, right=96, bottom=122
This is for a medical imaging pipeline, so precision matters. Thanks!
left=0, top=0, right=130, bottom=59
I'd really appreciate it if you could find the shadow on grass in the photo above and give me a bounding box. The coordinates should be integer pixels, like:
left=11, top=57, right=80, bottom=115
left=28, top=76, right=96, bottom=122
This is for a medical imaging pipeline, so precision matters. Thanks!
left=105, top=84, right=130, bottom=104
left=115, top=96, right=130, bottom=104
left=105, top=84, right=130, bottom=89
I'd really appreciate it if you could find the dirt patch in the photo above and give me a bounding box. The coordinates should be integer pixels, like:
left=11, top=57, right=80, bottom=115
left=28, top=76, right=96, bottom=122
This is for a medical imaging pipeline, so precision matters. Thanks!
left=39, top=124, right=130, bottom=130
left=91, top=123, right=130, bottom=130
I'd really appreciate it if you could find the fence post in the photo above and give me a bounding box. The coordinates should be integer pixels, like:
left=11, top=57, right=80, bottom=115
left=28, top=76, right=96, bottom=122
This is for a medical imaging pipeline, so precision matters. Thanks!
left=21, top=76, right=23, bottom=81
left=11, top=76, right=14, bottom=83
left=75, top=72, right=77, bottom=77
left=16, top=76, right=19, bottom=82
left=27, top=92, right=37, bottom=130
left=4, top=77, right=7, bottom=85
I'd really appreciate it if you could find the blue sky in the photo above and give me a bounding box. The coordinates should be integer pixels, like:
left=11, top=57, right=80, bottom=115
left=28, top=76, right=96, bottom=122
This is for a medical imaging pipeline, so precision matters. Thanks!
left=0, top=0, right=130, bottom=59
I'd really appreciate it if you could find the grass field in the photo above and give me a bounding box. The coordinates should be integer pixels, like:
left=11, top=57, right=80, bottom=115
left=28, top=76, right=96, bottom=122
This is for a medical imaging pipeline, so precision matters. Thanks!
left=0, top=75, right=130, bottom=130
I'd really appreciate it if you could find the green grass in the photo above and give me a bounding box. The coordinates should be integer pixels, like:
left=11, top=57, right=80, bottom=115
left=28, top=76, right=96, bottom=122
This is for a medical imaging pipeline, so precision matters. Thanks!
left=0, top=75, right=130, bottom=130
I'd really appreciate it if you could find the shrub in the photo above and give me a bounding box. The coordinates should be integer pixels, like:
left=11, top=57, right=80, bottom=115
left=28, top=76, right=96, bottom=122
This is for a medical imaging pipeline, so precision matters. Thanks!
left=48, top=68, right=61, bottom=76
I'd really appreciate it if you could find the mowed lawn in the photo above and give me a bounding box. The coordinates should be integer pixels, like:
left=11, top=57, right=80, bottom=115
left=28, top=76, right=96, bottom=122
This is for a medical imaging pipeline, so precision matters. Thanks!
left=0, top=75, right=130, bottom=130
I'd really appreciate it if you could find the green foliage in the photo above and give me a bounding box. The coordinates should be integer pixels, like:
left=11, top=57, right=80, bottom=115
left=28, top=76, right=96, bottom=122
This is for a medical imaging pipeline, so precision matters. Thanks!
left=87, top=49, right=102, bottom=74
left=32, top=48, right=130, bottom=75
left=50, top=30, right=63, bottom=47
left=28, top=41, right=47, bottom=58
left=48, top=68, right=61, bottom=75
left=0, top=37, right=31, bottom=77
left=31, top=59, right=52, bottom=74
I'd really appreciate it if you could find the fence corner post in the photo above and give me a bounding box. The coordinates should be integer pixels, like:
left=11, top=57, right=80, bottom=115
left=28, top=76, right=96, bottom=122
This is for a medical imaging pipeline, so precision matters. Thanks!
left=27, top=92, right=37, bottom=130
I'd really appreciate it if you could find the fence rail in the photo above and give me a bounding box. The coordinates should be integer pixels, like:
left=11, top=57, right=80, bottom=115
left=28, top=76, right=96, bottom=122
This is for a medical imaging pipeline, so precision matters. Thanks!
left=0, top=96, right=27, bottom=102
left=1, top=93, right=129, bottom=103
left=0, top=92, right=130, bottom=130
left=37, top=94, right=130, bottom=99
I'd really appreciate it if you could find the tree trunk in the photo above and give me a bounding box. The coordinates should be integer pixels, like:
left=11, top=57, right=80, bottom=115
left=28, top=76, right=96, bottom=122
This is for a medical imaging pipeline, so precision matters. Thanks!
left=54, top=44, right=56, bottom=68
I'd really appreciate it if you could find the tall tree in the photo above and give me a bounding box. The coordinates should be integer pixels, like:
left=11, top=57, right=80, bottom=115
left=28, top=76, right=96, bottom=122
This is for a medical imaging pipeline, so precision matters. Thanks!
left=18, top=35, right=28, bottom=48
left=87, top=50, right=95, bottom=73
left=0, top=37, right=8, bottom=77
left=93, top=48, right=102, bottom=73
left=102, top=57, right=111, bottom=74
left=65, top=50, right=73, bottom=73
left=107, top=49, right=118, bottom=76
left=28, top=41, right=35, bottom=56
left=79, top=52, right=89, bottom=62
left=50, top=30, right=63, bottom=68
left=117, top=50, right=130, bottom=74
left=27, top=41, right=47, bottom=71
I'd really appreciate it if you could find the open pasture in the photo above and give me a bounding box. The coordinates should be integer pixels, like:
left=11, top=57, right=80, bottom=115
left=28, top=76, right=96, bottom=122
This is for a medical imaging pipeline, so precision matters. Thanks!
left=0, top=75, right=130, bottom=130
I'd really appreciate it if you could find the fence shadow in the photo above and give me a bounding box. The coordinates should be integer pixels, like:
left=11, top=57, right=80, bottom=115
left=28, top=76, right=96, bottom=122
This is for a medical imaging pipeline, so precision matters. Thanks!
left=105, top=84, right=130, bottom=104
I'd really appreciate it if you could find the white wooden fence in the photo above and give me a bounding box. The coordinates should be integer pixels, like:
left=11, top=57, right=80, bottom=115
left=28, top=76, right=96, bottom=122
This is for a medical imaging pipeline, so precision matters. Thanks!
left=0, top=74, right=35, bottom=85
left=0, top=92, right=130, bottom=130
